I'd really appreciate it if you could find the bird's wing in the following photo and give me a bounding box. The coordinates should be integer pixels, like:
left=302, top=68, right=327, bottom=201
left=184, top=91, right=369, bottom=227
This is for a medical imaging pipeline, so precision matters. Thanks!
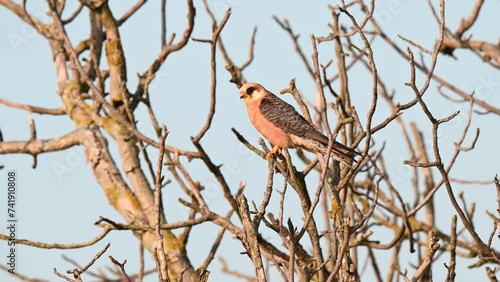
left=259, top=93, right=360, bottom=158
left=259, top=93, right=329, bottom=144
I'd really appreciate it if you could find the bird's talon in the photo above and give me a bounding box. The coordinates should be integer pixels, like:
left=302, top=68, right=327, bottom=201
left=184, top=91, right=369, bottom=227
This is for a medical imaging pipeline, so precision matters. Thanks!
left=265, top=152, right=273, bottom=160
left=266, top=146, right=282, bottom=160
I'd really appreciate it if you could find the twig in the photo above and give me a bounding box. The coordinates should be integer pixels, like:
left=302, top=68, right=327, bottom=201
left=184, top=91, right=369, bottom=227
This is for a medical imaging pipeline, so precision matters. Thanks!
left=178, top=267, right=189, bottom=282
left=279, top=78, right=312, bottom=123
left=139, top=238, right=145, bottom=282
left=411, top=232, right=440, bottom=281
left=94, top=214, right=211, bottom=231
left=55, top=243, right=111, bottom=280
left=485, top=267, right=498, bottom=282
left=171, top=152, right=207, bottom=207
left=241, top=27, right=257, bottom=71
left=0, top=98, right=65, bottom=115
left=337, top=1, right=377, bottom=180
left=231, top=128, right=266, bottom=158
left=135, top=0, right=195, bottom=107
left=161, top=0, right=167, bottom=47
left=273, top=16, right=314, bottom=78
left=109, top=256, right=132, bottom=282
left=190, top=140, right=239, bottom=218
left=192, top=7, right=232, bottom=143
left=405, top=0, right=491, bottom=255
left=154, top=125, right=169, bottom=280
left=253, top=157, right=275, bottom=228
left=198, top=198, right=240, bottom=270
left=454, top=0, right=485, bottom=38
left=219, top=257, right=257, bottom=282
left=316, top=0, right=375, bottom=42
left=27, top=115, right=37, bottom=168
left=392, top=264, right=411, bottom=282
left=397, top=34, right=432, bottom=55
left=237, top=195, right=267, bottom=282
left=326, top=224, right=351, bottom=282
left=0, top=227, right=112, bottom=249
left=445, top=215, right=457, bottom=281
left=117, top=0, right=147, bottom=26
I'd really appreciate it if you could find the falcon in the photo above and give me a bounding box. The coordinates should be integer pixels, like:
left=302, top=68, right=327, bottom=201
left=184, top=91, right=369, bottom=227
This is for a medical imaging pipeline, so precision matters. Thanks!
left=239, top=82, right=358, bottom=163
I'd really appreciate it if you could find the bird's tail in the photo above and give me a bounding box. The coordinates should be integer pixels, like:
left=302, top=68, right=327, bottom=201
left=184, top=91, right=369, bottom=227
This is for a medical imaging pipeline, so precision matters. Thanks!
left=323, top=141, right=360, bottom=164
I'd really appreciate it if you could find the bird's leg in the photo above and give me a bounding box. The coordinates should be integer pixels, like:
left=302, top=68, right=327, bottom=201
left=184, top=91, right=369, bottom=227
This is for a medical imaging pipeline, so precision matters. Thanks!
left=266, top=145, right=282, bottom=160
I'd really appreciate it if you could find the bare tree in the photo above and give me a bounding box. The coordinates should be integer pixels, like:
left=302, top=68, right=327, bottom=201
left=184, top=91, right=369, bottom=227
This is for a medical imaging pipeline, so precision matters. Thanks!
left=0, top=0, right=499, bottom=281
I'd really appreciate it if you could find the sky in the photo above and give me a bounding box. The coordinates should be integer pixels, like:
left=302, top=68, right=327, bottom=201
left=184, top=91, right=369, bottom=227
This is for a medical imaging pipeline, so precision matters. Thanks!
left=0, top=0, right=500, bottom=281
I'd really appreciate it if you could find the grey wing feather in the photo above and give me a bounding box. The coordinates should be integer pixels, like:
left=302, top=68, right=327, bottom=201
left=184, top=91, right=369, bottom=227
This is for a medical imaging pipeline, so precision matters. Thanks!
left=259, top=94, right=328, bottom=144
left=259, top=93, right=359, bottom=158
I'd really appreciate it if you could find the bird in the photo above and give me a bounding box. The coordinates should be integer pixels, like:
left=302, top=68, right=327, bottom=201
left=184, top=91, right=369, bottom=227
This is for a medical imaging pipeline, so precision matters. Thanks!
left=238, top=82, right=359, bottom=163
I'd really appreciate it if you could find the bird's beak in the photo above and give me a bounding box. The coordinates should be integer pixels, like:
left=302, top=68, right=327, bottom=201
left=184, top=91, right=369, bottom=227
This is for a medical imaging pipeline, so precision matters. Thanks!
left=240, top=94, right=247, bottom=99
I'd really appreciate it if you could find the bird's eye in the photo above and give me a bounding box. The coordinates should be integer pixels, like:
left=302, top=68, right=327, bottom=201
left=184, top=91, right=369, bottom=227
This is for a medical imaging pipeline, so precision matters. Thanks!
left=246, top=87, right=255, bottom=95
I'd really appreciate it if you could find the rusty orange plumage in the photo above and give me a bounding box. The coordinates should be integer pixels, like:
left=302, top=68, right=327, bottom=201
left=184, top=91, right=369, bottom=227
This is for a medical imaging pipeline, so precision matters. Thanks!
left=239, top=82, right=358, bottom=163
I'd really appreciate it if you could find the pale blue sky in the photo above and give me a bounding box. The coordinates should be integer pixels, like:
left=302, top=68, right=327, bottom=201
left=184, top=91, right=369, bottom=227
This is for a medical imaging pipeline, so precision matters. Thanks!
left=1, top=1, right=499, bottom=281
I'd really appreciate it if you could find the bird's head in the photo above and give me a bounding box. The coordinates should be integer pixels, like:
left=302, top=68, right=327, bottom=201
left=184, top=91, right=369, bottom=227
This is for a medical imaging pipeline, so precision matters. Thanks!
left=239, top=83, right=266, bottom=103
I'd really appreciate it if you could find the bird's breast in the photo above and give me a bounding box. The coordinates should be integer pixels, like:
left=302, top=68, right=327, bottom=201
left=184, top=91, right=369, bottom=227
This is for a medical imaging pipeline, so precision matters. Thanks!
left=246, top=101, right=294, bottom=148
